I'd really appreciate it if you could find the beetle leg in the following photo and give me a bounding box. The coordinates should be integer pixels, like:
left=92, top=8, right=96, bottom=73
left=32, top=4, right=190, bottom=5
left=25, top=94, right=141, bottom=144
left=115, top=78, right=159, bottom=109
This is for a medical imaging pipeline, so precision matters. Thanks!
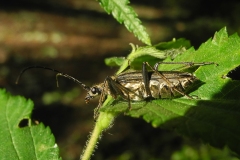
left=106, top=76, right=137, bottom=110
left=146, top=62, right=192, bottom=98
left=106, top=76, right=128, bottom=99
left=93, top=76, right=135, bottom=119
left=154, top=61, right=216, bottom=70
left=93, top=86, right=108, bottom=120
left=142, top=62, right=152, bottom=99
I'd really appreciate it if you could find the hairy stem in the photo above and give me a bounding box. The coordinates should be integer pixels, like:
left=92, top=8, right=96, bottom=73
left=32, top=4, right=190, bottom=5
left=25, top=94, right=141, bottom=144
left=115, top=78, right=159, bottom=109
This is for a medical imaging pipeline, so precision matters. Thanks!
left=80, top=97, right=115, bottom=160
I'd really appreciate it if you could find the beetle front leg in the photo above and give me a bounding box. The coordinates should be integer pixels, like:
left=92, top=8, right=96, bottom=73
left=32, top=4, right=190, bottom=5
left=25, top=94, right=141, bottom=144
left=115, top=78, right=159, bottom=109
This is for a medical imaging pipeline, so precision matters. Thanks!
left=106, top=76, right=132, bottom=110
left=93, top=91, right=107, bottom=120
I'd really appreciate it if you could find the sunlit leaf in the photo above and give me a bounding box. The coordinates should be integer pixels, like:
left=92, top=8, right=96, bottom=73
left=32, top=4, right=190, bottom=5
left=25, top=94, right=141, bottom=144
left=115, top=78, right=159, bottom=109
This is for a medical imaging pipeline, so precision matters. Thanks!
left=0, top=89, right=60, bottom=160
left=101, top=27, right=240, bottom=155
left=98, top=0, right=151, bottom=45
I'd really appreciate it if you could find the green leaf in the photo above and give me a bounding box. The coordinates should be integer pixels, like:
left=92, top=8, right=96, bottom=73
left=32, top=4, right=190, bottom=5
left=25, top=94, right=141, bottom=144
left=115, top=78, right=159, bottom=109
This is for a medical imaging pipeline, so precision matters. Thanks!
left=101, top=27, right=240, bottom=155
left=104, top=57, right=125, bottom=67
left=98, top=0, right=151, bottom=45
left=154, top=38, right=191, bottom=50
left=155, top=38, right=191, bottom=60
left=115, top=42, right=189, bottom=74
left=171, top=144, right=237, bottom=160
left=127, top=39, right=190, bottom=69
left=0, top=89, right=60, bottom=160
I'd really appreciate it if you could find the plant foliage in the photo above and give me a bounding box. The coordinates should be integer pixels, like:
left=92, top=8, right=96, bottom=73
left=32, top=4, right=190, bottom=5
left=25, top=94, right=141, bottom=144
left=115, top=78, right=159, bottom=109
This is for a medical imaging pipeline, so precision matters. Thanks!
left=98, top=0, right=151, bottom=45
left=102, top=27, right=240, bottom=155
left=0, top=89, right=61, bottom=160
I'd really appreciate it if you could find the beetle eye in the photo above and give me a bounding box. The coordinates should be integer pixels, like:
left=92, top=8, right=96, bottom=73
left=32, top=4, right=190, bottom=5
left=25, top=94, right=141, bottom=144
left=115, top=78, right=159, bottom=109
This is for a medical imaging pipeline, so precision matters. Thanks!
left=91, top=87, right=97, bottom=94
left=90, top=87, right=101, bottom=96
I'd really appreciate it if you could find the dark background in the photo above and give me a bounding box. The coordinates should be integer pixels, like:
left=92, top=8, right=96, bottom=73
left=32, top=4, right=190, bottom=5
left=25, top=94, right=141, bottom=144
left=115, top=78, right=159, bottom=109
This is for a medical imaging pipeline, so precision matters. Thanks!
left=0, top=0, right=240, bottom=159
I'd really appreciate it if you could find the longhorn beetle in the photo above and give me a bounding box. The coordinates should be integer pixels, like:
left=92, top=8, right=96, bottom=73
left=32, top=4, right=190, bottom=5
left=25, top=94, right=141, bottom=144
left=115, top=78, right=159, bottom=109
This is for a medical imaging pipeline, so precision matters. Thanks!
left=16, top=61, right=215, bottom=119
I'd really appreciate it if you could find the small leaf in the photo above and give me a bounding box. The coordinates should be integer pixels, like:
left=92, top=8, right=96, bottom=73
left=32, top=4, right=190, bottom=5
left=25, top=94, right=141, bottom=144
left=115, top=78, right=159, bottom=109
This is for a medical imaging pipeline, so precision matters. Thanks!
left=102, top=27, right=240, bottom=155
left=154, top=38, right=191, bottom=50
left=116, top=43, right=187, bottom=74
left=155, top=38, right=191, bottom=60
left=105, top=57, right=125, bottom=67
left=0, top=89, right=60, bottom=160
left=98, top=0, right=151, bottom=45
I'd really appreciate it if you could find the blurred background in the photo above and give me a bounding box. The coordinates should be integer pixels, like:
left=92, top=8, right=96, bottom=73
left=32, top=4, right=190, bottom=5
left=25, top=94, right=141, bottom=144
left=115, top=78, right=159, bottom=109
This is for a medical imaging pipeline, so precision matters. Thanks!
left=0, top=0, right=240, bottom=159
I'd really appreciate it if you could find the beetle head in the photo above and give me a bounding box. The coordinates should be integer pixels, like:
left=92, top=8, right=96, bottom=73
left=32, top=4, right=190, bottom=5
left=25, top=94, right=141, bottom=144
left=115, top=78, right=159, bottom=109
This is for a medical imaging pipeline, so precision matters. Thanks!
left=85, top=84, right=103, bottom=103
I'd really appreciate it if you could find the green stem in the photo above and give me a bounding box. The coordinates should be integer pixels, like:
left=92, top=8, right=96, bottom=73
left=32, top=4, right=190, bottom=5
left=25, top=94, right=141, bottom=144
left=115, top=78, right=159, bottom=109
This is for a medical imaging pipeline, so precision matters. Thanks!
left=80, top=97, right=116, bottom=160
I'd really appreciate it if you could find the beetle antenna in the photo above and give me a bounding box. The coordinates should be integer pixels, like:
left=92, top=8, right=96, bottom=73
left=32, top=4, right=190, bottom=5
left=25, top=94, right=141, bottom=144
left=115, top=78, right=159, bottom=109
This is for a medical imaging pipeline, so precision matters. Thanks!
left=15, top=66, right=90, bottom=91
